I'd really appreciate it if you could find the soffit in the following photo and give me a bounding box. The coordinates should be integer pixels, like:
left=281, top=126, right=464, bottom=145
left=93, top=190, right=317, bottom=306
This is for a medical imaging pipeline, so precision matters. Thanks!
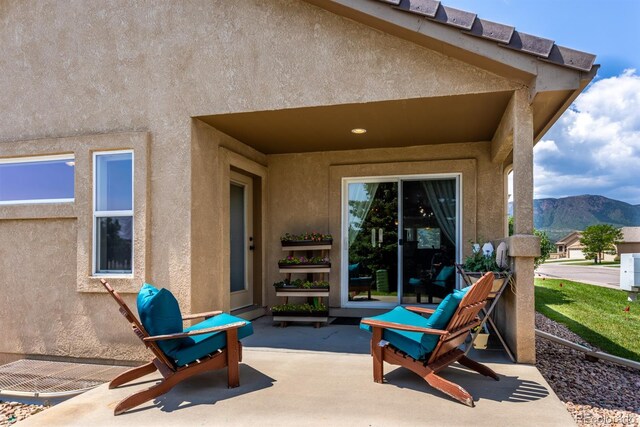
left=198, top=91, right=512, bottom=154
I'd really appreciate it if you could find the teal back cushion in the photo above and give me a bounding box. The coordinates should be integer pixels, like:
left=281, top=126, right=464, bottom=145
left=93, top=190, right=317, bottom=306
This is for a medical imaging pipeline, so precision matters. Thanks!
left=435, top=265, right=455, bottom=282
left=348, top=263, right=359, bottom=277
left=137, top=283, right=186, bottom=357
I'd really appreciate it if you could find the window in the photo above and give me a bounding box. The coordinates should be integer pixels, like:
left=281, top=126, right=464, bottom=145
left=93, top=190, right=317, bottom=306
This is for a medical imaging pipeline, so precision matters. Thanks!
left=0, top=154, right=74, bottom=204
left=93, top=151, right=133, bottom=275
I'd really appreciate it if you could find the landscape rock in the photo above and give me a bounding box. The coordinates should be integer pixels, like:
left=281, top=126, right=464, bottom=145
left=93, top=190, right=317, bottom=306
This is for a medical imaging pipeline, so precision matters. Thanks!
left=536, top=312, right=640, bottom=426
left=0, top=400, right=46, bottom=426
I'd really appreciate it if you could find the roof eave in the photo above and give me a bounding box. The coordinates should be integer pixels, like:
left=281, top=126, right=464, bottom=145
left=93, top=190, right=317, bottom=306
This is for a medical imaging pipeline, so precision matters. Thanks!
left=303, top=0, right=596, bottom=88
left=533, top=64, right=599, bottom=143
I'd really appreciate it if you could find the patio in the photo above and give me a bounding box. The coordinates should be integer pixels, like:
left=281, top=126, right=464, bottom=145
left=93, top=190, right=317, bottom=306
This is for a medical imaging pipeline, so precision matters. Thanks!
left=20, top=317, right=574, bottom=426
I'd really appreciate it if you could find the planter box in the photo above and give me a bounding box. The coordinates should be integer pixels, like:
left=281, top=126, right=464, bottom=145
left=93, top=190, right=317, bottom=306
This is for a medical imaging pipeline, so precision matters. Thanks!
left=281, top=239, right=333, bottom=247
left=278, top=263, right=331, bottom=269
left=275, top=288, right=329, bottom=298
left=464, top=271, right=509, bottom=294
left=271, top=310, right=329, bottom=317
left=274, top=286, right=330, bottom=291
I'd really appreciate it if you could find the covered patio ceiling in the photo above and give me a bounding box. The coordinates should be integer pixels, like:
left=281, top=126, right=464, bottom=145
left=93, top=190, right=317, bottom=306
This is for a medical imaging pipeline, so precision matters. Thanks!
left=197, top=91, right=513, bottom=154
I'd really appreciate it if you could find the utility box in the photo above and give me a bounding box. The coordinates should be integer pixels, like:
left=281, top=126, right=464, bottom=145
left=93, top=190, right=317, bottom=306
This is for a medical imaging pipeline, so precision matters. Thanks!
left=620, top=254, right=640, bottom=300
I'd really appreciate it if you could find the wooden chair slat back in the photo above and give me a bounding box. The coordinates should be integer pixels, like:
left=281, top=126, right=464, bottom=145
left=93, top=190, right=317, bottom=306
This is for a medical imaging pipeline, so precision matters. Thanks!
left=100, top=280, right=177, bottom=370
left=428, top=272, right=494, bottom=363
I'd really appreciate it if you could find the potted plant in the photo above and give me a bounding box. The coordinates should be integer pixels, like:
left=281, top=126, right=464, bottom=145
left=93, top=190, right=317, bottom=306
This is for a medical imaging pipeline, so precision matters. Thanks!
left=460, top=241, right=510, bottom=293
left=270, top=302, right=329, bottom=317
left=273, top=279, right=330, bottom=290
left=280, top=232, right=333, bottom=247
left=278, top=255, right=331, bottom=269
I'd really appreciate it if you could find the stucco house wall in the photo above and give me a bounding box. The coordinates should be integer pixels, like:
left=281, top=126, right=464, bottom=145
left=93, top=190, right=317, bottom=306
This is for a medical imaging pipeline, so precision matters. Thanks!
left=0, top=0, right=515, bottom=364
left=0, top=0, right=592, bottom=365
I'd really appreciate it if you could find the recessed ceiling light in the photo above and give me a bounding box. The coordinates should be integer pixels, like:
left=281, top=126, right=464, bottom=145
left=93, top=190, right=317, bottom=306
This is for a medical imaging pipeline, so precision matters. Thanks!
left=351, top=128, right=367, bottom=134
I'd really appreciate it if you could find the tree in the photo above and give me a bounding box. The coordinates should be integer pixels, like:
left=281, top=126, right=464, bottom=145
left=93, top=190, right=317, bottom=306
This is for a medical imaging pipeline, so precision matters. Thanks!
left=534, top=229, right=555, bottom=269
left=508, top=216, right=555, bottom=268
left=580, top=224, right=623, bottom=264
left=348, top=183, right=398, bottom=292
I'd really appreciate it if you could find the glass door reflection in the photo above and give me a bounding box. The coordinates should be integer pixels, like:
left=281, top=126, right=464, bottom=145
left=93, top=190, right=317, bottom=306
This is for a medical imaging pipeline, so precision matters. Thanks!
left=401, top=179, right=457, bottom=304
left=346, top=181, right=398, bottom=304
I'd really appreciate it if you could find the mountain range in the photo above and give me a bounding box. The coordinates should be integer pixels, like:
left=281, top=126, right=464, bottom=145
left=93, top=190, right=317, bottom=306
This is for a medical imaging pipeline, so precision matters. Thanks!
left=510, top=195, right=640, bottom=242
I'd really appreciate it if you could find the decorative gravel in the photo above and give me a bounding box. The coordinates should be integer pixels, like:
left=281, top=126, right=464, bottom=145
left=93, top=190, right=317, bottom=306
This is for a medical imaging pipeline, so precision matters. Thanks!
left=536, top=312, right=640, bottom=426
left=0, top=401, right=47, bottom=425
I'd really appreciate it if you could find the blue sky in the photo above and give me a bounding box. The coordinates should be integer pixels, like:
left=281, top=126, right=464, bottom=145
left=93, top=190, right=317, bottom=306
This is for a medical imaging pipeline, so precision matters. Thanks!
left=446, top=0, right=640, bottom=205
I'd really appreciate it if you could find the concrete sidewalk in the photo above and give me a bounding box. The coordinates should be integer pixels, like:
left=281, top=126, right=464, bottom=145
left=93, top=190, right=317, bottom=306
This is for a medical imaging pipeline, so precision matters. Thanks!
left=537, top=263, right=620, bottom=289
left=20, top=318, right=574, bottom=426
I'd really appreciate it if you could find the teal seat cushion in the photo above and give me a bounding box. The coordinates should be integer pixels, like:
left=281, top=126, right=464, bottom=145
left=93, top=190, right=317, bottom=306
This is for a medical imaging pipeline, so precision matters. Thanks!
left=137, top=283, right=187, bottom=357
left=173, top=314, right=253, bottom=367
left=360, top=306, right=433, bottom=360
left=360, top=286, right=471, bottom=360
left=408, top=278, right=422, bottom=286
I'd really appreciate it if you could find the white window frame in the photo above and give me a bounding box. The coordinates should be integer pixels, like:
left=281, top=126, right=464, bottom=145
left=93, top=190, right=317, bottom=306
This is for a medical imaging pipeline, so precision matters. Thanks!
left=0, top=154, right=75, bottom=205
left=341, top=173, right=462, bottom=309
left=92, top=149, right=134, bottom=277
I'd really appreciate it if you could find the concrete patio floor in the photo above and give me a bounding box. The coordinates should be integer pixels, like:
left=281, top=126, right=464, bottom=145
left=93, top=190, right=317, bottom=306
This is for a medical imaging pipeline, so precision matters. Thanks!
left=21, top=317, right=574, bottom=426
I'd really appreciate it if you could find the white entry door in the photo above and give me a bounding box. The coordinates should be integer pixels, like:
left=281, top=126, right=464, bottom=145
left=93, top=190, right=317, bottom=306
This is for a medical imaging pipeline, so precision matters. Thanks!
left=230, top=171, right=254, bottom=310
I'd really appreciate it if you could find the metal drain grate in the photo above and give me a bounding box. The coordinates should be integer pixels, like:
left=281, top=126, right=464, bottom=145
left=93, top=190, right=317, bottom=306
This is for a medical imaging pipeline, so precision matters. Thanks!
left=0, top=359, right=130, bottom=398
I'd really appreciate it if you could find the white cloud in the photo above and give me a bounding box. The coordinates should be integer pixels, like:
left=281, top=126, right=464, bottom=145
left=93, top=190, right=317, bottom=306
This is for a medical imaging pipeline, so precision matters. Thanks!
left=534, top=69, right=640, bottom=204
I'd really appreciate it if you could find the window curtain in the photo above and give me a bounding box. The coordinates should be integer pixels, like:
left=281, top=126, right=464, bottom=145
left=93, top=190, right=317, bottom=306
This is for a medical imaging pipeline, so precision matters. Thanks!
left=421, top=180, right=456, bottom=245
left=348, top=183, right=380, bottom=247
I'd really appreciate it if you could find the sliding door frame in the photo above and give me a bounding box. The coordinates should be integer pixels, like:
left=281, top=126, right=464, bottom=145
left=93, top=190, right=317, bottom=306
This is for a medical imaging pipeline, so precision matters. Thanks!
left=341, top=173, right=462, bottom=308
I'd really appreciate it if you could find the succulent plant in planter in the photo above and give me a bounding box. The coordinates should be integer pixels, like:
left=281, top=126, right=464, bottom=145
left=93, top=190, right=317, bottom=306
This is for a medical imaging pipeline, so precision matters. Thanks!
left=273, top=279, right=330, bottom=289
left=278, top=255, right=331, bottom=267
left=461, top=241, right=510, bottom=293
left=271, top=302, right=328, bottom=316
left=280, top=232, right=333, bottom=246
left=462, top=241, right=509, bottom=273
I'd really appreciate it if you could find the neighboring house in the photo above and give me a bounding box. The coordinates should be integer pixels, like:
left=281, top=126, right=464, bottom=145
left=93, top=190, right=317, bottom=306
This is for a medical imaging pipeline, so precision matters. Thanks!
left=554, top=231, right=582, bottom=259
left=0, top=1, right=596, bottom=364
left=618, top=227, right=640, bottom=255
left=555, top=227, right=638, bottom=261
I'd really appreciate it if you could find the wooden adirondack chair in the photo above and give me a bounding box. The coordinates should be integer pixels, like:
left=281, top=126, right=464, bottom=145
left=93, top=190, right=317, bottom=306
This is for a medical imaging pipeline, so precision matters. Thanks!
left=101, top=279, right=251, bottom=415
left=360, top=272, right=498, bottom=407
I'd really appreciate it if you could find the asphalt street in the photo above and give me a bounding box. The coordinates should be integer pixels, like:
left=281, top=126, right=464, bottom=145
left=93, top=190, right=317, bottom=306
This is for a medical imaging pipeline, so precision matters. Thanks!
left=537, top=263, right=620, bottom=288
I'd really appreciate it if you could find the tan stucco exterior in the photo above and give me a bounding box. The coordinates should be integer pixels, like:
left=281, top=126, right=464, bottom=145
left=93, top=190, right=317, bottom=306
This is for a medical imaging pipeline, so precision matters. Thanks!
left=0, top=0, right=594, bottom=364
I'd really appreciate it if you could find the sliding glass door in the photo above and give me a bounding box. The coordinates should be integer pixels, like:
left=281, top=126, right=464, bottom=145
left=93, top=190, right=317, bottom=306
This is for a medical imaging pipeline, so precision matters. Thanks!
left=345, top=180, right=398, bottom=304
left=342, top=175, right=460, bottom=307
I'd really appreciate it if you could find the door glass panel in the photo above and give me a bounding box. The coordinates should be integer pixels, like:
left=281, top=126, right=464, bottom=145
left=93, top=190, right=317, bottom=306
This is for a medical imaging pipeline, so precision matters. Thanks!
left=230, top=183, right=245, bottom=293
left=347, top=182, right=398, bottom=303
left=401, top=179, right=457, bottom=304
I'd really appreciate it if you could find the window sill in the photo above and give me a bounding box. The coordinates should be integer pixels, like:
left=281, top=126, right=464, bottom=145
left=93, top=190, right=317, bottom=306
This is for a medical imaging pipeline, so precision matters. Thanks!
left=80, top=275, right=141, bottom=294
left=91, top=274, right=134, bottom=280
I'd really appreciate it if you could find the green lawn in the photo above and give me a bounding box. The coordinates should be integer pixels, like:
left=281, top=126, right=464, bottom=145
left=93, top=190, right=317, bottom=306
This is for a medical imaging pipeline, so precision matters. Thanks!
left=535, top=278, right=640, bottom=362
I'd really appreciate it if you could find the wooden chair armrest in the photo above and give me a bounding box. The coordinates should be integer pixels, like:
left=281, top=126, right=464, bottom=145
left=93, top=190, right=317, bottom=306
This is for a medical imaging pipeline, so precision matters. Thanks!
left=182, top=310, right=223, bottom=321
left=143, top=321, right=246, bottom=341
left=361, top=319, right=448, bottom=335
left=405, top=306, right=435, bottom=315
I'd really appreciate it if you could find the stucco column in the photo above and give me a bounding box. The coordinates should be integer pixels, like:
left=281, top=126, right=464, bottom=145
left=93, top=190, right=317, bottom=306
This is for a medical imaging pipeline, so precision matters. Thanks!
left=508, top=89, right=539, bottom=363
